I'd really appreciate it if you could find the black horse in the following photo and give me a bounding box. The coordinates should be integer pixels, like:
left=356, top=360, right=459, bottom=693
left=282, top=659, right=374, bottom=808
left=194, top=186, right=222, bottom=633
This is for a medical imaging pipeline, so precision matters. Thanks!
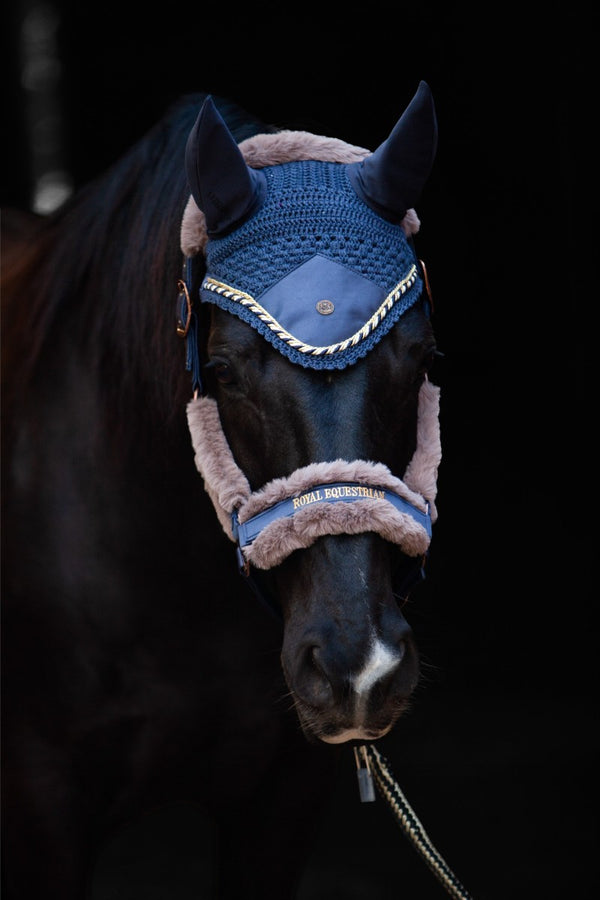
left=2, top=84, right=440, bottom=898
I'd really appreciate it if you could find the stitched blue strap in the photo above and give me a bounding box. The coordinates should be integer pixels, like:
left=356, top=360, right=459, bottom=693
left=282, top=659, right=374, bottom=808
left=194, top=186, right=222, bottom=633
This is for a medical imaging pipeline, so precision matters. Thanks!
left=232, top=481, right=431, bottom=551
left=180, top=256, right=204, bottom=395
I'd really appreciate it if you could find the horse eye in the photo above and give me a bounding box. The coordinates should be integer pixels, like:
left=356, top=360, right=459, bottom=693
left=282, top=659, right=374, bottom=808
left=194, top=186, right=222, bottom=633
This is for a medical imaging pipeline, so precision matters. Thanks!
left=205, top=359, right=235, bottom=384
left=215, top=363, right=234, bottom=384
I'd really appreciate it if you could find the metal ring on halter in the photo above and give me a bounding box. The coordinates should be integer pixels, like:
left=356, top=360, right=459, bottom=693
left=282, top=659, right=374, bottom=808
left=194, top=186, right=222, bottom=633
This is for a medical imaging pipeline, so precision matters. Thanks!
left=176, top=278, right=193, bottom=337
left=419, top=258, right=434, bottom=312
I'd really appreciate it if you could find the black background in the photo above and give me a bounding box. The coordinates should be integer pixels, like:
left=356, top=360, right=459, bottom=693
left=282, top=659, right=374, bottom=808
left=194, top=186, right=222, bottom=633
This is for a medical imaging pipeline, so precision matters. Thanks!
left=2, top=2, right=596, bottom=898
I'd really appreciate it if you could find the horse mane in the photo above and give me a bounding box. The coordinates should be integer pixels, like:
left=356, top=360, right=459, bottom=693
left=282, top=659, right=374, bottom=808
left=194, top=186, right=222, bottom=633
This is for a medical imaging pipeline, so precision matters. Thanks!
left=1, top=94, right=273, bottom=434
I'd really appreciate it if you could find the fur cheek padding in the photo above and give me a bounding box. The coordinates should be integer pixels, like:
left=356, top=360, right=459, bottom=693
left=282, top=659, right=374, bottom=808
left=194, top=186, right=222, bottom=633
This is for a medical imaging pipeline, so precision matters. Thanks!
left=186, top=397, right=250, bottom=538
left=404, top=377, right=441, bottom=523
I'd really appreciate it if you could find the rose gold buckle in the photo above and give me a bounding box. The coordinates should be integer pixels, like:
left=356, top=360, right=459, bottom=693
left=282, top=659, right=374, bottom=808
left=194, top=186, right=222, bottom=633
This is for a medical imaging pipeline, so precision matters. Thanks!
left=176, top=279, right=192, bottom=337
left=419, top=259, right=434, bottom=312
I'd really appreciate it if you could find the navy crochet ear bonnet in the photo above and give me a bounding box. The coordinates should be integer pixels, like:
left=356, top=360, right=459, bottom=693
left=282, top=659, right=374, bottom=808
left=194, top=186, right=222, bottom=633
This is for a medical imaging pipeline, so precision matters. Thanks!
left=184, top=83, right=437, bottom=371
left=200, top=160, right=422, bottom=369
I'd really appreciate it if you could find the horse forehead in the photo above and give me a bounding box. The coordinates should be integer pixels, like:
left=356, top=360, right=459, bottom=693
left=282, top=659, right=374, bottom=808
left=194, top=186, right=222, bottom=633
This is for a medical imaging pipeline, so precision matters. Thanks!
left=209, top=309, right=378, bottom=399
left=208, top=304, right=431, bottom=438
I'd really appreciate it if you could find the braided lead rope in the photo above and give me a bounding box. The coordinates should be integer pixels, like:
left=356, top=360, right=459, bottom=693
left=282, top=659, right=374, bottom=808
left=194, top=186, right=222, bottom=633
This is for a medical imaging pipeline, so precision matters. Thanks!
left=358, top=744, right=474, bottom=900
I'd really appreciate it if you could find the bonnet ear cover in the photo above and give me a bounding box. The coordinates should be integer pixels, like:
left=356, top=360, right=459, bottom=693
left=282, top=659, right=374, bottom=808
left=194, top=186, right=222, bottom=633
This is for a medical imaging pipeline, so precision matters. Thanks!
left=346, top=80, right=438, bottom=223
left=185, top=83, right=437, bottom=236
left=185, top=97, right=267, bottom=236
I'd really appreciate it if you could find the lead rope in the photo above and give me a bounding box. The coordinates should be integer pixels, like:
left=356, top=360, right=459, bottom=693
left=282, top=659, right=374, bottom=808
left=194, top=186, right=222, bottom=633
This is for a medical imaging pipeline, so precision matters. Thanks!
left=355, top=744, right=474, bottom=900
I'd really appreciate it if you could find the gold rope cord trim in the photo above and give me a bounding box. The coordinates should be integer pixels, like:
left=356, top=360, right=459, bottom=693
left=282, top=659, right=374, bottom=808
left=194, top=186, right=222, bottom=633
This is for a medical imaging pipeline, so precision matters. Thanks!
left=201, top=264, right=418, bottom=356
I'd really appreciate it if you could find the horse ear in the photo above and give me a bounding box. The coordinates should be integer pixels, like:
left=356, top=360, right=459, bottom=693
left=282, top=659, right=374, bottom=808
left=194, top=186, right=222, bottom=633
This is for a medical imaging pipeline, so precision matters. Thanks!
left=185, top=96, right=266, bottom=236
left=347, top=81, right=438, bottom=223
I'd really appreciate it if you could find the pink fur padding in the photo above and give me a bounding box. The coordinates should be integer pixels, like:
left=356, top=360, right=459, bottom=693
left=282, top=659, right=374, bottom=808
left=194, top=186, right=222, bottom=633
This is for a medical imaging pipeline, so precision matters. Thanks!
left=186, top=377, right=440, bottom=566
left=186, top=397, right=250, bottom=538
left=180, top=130, right=421, bottom=258
left=404, top=377, right=441, bottom=522
left=246, top=499, right=429, bottom=569
left=238, top=459, right=427, bottom=523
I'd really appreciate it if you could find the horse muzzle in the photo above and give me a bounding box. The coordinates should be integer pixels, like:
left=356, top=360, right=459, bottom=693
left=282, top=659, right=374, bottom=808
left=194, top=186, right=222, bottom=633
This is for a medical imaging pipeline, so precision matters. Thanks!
left=286, top=636, right=419, bottom=745
left=276, top=533, right=420, bottom=744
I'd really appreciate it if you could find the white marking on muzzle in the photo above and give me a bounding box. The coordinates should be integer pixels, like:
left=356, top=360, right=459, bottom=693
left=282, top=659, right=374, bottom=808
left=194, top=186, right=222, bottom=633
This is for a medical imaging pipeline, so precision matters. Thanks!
left=318, top=639, right=404, bottom=744
left=353, top=638, right=402, bottom=696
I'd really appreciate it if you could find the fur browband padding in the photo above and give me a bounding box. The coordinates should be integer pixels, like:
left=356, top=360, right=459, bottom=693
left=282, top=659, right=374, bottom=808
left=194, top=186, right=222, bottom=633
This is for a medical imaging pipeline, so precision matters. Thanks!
left=180, top=130, right=421, bottom=258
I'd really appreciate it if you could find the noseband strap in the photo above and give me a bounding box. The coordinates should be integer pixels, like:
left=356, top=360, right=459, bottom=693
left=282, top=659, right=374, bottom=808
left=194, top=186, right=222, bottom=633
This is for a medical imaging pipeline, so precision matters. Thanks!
left=233, top=481, right=431, bottom=553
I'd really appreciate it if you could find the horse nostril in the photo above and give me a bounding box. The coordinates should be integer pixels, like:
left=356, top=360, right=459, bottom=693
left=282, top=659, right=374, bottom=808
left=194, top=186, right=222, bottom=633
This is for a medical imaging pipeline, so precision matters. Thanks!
left=296, top=645, right=335, bottom=708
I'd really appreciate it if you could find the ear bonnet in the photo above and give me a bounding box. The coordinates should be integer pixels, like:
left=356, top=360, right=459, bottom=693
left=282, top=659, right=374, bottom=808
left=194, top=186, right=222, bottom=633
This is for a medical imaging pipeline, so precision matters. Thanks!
left=181, top=82, right=437, bottom=370
left=180, top=83, right=441, bottom=584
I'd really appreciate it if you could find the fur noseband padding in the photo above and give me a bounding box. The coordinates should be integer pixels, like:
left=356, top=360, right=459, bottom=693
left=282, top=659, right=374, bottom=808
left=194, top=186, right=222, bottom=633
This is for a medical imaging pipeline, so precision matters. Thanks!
left=180, top=130, right=421, bottom=258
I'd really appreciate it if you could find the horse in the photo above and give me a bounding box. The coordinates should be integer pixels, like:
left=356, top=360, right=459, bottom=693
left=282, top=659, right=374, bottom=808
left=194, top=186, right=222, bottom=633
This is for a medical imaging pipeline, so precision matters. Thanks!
left=1, top=82, right=441, bottom=898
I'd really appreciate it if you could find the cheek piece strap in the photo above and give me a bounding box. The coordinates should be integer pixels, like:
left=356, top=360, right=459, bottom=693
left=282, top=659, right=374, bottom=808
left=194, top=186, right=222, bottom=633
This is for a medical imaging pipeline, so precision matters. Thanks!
left=186, top=377, right=441, bottom=613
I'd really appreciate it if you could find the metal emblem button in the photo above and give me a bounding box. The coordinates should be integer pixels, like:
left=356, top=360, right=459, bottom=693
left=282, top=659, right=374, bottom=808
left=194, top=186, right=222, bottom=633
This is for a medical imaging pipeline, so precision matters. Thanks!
left=316, top=299, right=335, bottom=315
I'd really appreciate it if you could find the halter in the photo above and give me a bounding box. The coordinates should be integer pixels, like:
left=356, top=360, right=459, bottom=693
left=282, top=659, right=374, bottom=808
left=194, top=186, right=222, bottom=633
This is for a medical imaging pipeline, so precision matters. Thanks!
left=178, top=91, right=441, bottom=614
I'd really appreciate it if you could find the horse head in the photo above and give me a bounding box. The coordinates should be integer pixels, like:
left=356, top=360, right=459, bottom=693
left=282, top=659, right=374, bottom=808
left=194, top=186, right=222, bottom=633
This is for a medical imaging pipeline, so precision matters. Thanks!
left=181, top=84, right=440, bottom=744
